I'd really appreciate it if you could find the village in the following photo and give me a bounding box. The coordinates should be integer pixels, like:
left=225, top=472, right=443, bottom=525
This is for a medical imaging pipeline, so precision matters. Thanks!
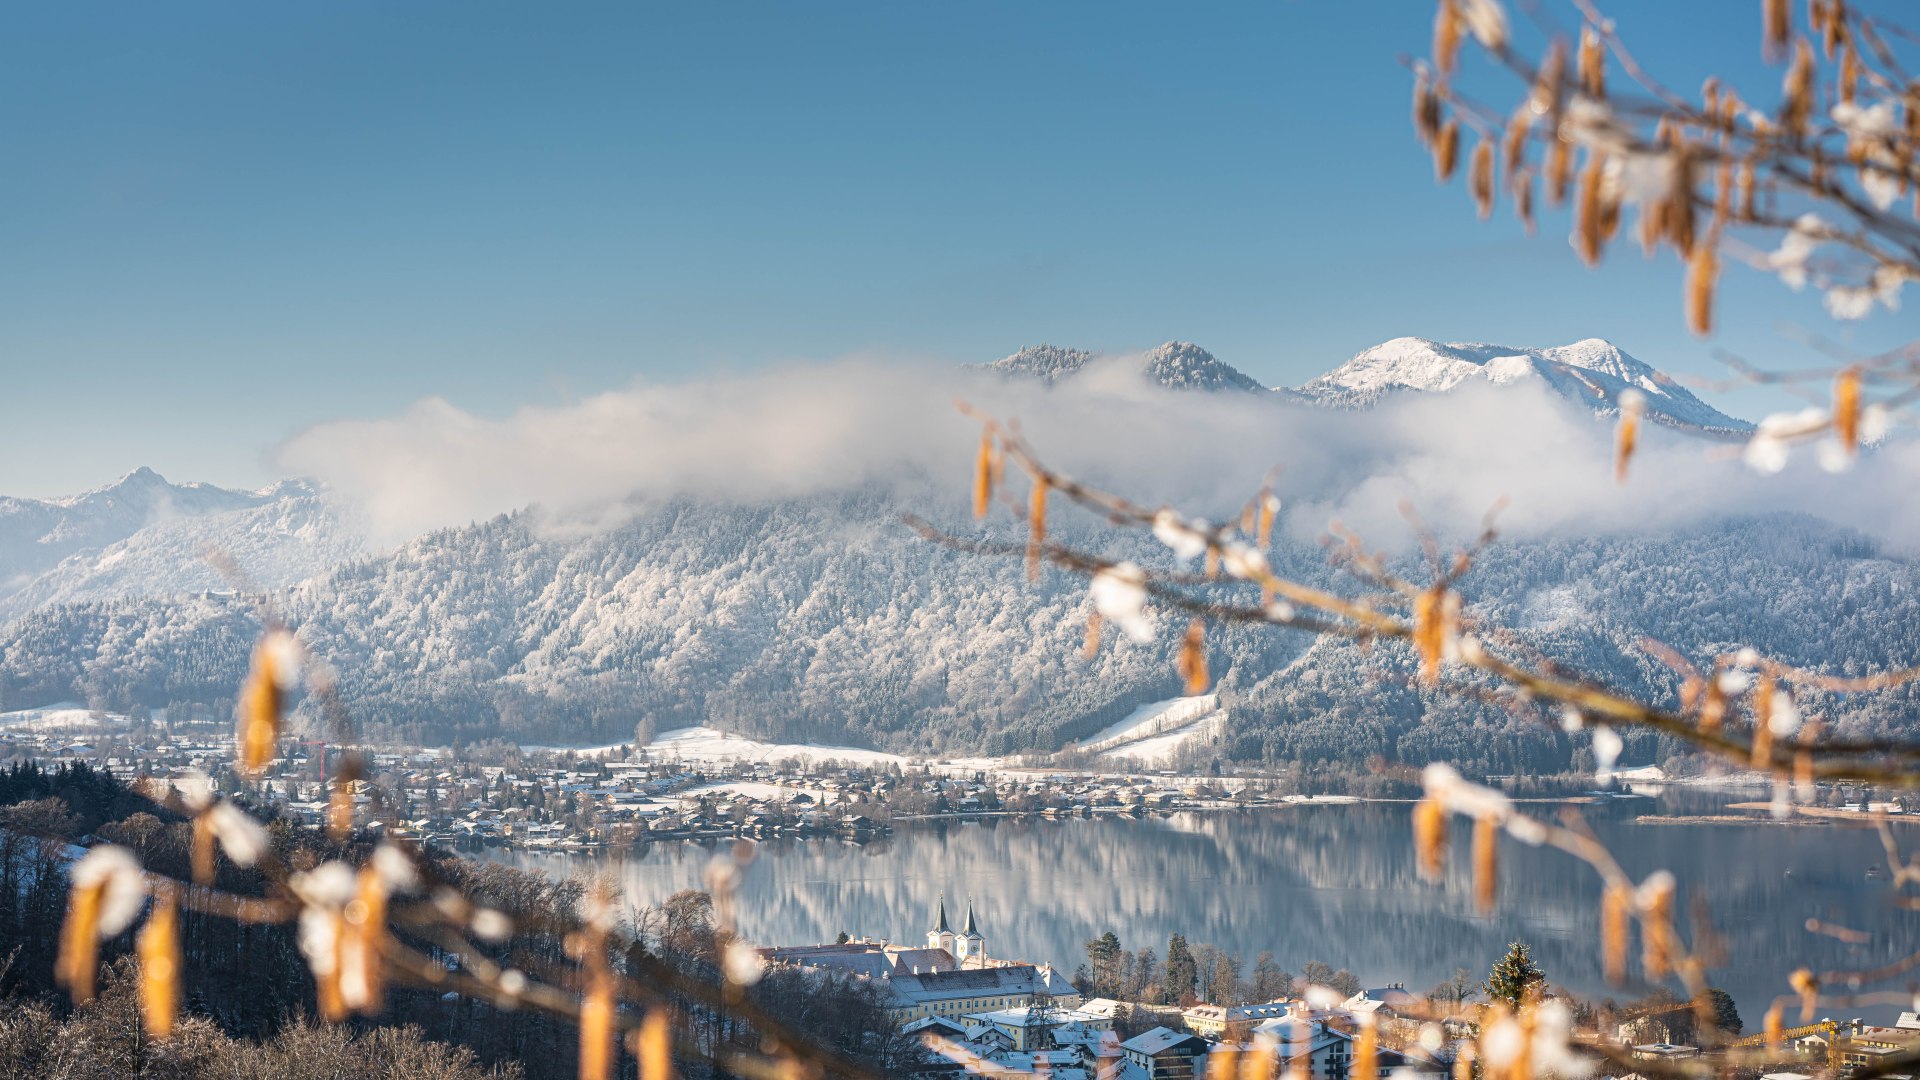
left=0, top=704, right=1313, bottom=854
left=758, top=898, right=1920, bottom=1080
left=10, top=702, right=1920, bottom=1080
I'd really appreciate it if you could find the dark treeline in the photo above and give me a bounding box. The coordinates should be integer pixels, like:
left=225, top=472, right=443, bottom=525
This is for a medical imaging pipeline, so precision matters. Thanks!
left=1071, top=928, right=1354, bottom=1013
left=0, top=762, right=915, bottom=1080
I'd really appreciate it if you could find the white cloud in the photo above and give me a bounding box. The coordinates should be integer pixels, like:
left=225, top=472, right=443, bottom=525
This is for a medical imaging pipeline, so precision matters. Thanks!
left=280, top=354, right=1920, bottom=552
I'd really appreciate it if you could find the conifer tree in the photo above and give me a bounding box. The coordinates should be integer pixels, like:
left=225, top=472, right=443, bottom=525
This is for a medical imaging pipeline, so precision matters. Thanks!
left=1485, top=942, right=1545, bottom=1011
left=1163, top=934, right=1198, bottom=1006
left=1085, top=931, right=1124, bottom=998
left=1705, top=988, right=1742, bottom=1036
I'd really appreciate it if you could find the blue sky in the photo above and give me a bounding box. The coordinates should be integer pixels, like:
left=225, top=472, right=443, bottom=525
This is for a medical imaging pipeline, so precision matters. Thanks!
left=1, top=1, right=1910, bottom=495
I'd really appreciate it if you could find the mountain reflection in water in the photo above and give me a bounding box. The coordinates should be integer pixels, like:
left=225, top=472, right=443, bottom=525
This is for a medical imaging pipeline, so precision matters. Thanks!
left=483, top=794, right=1916, bottom=1025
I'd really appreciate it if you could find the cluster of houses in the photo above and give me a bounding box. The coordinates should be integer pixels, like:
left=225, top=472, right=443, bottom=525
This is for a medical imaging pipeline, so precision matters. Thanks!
left=760, top=897, right=1920, bottom=1080
left=3, top=705, right=1275, bottom=854
left=759, top=901, right=1449, bottom=1080
left=0, top=707, right=252, bottom=776
left=268, top=756, right=908, bottom=849
left=894, top=988, right=1448, bottom=1080
left=1620, top=1013, right=1920, bottom=1078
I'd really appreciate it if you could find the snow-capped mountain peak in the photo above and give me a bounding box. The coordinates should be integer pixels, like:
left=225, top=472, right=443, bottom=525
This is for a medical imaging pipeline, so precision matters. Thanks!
left=1137, top=341, right=1268, bottom=393
left=979, top=341, right=1266, bottom=393
left=1294, top=337, right=1749, bottom=431
left=54, top=465, right=169, bottom=506
left=0, top=469, right=357, bottom=617
left=47, top=465, right=268, bottom=514
left=980, top=344, right=1096, bottom=383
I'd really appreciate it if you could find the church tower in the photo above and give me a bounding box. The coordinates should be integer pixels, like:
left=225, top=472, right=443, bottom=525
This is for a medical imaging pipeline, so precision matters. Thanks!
left=957, top=896, right=986, bottom=962
left=927, top=893, right=956, bottom=954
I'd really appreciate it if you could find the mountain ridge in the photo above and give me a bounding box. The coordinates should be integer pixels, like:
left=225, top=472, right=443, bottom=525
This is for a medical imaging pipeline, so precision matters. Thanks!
left=1291, top=336, right=1750, bottom=431
left=977, top=335, right=1748, bottom=430
left=0, top=499, right=1909, bottom=774
left=0, top=468, right=354, bottom=618
left=980, top=341, right=1270, bottom=394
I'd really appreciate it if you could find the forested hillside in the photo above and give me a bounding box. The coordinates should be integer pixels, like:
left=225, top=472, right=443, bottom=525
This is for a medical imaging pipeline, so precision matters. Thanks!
left=1, top=489, right=1913, bottom=775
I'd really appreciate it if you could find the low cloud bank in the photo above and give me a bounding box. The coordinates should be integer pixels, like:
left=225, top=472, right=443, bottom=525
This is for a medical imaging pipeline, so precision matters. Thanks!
left=280, top=354, right=1919, bottom=552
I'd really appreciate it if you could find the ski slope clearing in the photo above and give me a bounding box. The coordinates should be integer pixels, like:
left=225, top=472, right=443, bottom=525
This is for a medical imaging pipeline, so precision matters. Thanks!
left=646, top=727, right=909, bottom=768
left=1100, top=719, right=1224, bottom=764
left=1059, top=687, right=1236, bottom=764
left=1076, top=695, right=1227, bottom=764
left=1080, top=696, right=1220, bottom=752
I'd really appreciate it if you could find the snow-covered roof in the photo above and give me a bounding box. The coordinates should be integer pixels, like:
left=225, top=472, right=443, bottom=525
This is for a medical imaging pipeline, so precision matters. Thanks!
left=901, top=1015, right=971, bottom=1036
left=1121, top=1027, right=1208, bottom=1056
left=886, top=964, right=1049, bottom=1006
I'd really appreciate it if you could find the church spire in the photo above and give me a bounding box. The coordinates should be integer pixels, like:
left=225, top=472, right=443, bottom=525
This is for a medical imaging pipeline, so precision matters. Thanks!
left=962, top=896, right=978, bottom=936
left=930, top=892, right=951, bottom=934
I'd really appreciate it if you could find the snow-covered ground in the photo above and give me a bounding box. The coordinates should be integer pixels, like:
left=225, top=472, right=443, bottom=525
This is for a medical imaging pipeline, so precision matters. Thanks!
left=1102, top=724, right=1220, bottom=763
left=1074, top=696, right=1227, bottom=765
left=517, top=742, right=634, bottom=757
left=1081, top=696, right=1219, bottom=751
left=644, top=727, right=909, bottom=768
left=518, top=728, right=907, bottom=766
left=680, top=780, right=835, bottom=803
left=577, top=702, right=1234, bottom=777
left=0, top=703, right=128, bottom=733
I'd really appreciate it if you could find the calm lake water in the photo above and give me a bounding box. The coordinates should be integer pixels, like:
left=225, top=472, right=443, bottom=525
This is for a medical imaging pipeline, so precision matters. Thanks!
left=482, top=794, right=1918, bottom=1026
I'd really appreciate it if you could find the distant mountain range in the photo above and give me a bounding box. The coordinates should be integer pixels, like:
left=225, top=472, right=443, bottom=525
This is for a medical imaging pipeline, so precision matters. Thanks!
left=1291, top=337, right=1750, bottom=431
left=1, top=467, right=283, bottom=581
left=6, top=338, right=1905, bottom=776
left=981, top=341, right=1272, bottom=394
left=0, top=469, right=355, bottom=621
left=983, top=336, right=1750, bottom=431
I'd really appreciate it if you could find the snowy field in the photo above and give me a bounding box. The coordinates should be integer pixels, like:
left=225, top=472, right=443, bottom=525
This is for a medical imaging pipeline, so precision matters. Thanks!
left=679, top=780, right=836, bottom=803
left=516, top=742, right=635, bottom=757
left=524, top=727, right=910, bottom=768
left=520, top=708, right=1240, bottom=776
left=648, top=727, right=909, bottom=767
left=0, top=703, right=128, bottom=733
left=1075, top=695, right=1226, bottom=765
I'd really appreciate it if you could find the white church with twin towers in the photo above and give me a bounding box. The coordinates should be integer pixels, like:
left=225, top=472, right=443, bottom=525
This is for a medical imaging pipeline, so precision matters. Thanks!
left=755, top=891, right=1081, bottom=1022
left=925, top=892, right=989, bottom=963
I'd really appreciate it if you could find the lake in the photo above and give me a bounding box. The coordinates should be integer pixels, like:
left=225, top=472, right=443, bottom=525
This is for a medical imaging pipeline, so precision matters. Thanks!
left=481, top=794, right=1919, bottom=1027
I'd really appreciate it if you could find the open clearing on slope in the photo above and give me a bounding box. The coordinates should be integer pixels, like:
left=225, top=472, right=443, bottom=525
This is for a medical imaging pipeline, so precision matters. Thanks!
left=525, top=705, right=1239, bottom=774
left=1076, top=695, right=1227, bottom=764
left=0, top=703, right=128, bottom=734
left=519, top=727, right=909, bottom=767
left=646, top=727, right=910, bottom=768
